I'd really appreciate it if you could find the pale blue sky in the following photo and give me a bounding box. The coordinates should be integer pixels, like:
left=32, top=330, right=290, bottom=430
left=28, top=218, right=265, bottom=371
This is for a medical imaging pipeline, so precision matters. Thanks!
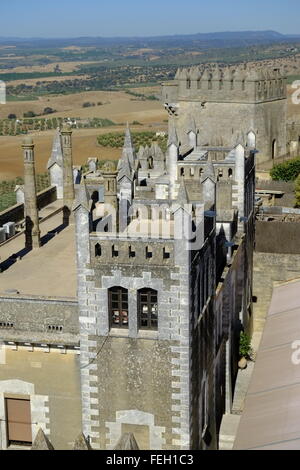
left=0, top=0, right=299, bottom=38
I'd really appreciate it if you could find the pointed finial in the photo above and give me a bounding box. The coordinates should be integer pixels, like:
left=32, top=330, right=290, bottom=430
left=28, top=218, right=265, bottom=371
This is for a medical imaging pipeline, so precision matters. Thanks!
left=47, top=128, right=64, bottom=170
left=114, top=433, right=139, bottom=450
left=187, top=115, right=196, bottom=134
left=31, top=428, right=54, bottom=450
left=73, top=433, right=92, bottom=450
left=177, top=176, right=189, bottom=206
left=72, top=182, right=90, bottom=212
left=168, top=122, right=178, bottom=147
left=201, top=161, right=216, bottom=183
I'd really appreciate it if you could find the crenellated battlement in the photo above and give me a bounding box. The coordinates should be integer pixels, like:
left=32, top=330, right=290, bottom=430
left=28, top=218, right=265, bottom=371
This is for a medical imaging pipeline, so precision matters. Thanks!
left=162, top=64, right=287, bottom=103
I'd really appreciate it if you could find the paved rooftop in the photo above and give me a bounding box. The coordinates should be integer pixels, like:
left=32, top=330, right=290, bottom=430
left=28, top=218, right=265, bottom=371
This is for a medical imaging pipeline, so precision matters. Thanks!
left=0, top=207, right=77, bottom=298
left=234, top=278, right=300, bottom=450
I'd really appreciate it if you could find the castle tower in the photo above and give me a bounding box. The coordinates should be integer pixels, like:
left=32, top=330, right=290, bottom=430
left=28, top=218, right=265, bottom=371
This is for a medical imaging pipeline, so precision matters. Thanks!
left=201, top=161, right=216, bottom=210
left=47, top=128, right=64, bottom=199
left=167, top=122, right=179, bottom=200
left=22, top=136, right=41, bottom=250
left=187, top=115, right=197, bottom=148
left=118, top=150, right=134, bottom=232
left=60, top=123, right=75, bottom=225
left=101, top=161, right=118, bottom=231
left=162, top=64, right=287, bottom=163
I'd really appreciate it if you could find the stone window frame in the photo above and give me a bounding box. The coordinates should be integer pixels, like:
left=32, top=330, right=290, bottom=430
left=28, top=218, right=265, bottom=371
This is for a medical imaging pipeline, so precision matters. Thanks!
left=106, top=409, right=166, bottom=450
left=108, top=287, right=129, bottom=329
left=0, top=379, right=49, bottom=450
left=137, top=288, right=158, bottom=331
left=100, top=275, right=164, bottom=339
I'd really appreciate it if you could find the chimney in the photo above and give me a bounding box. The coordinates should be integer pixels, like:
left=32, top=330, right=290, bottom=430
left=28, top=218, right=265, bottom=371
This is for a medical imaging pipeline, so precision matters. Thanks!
left=22, top=136, right=41, bottom=250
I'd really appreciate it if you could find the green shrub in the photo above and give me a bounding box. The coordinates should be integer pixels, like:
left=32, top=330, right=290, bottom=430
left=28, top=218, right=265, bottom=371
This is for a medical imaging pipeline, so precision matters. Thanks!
left=295, top=174, right=300, bottom=208
left=270, top=158, right=300, bottom=181
left=239, top=332, right=252, bottom=359
left=23, top=111, right=36, bottom=118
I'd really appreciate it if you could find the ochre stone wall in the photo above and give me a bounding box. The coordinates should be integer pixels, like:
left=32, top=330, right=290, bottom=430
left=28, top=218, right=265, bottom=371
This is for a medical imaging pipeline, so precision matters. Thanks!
left=255, top=222, right=300, bottom=254
left=253, top=252, right=300, bottom=331
left=174, top=100, right=287, bottom=164
left=0, top=348, right=82, bottom=450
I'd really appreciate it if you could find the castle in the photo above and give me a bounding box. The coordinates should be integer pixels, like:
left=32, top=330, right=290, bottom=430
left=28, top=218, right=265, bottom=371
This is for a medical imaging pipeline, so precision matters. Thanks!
left=0, top=65, right=256, bottom=450
left=162, top=64, right=288, bottom=163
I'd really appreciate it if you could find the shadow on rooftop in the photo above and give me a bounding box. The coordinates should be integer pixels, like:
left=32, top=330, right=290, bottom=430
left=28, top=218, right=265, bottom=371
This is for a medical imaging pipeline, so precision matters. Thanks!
left=0, top=223, right=68, bottom=273
left=40, top=223, right=67, bottom=247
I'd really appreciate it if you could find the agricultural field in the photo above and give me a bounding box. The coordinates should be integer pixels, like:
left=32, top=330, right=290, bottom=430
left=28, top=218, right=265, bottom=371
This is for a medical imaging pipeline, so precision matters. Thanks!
left=2, top=33, right=300, bottom=211
left=0, top=173, right=50, bottom=212
left=97, top=131, right=168, bottom=152
left=0, top=127, right=160, bottom=182
left=0, top=117, right=117, bottom=136
left=0, top=89, right=165, bottom=122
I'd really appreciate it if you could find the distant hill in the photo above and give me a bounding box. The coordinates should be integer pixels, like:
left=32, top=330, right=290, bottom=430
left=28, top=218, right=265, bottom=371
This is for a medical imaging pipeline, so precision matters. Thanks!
left=0, top=30, right=299, bottom=49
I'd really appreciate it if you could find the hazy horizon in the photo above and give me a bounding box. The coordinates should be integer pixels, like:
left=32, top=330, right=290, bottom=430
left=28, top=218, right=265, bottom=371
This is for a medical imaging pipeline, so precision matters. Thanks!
left=0, top=29, right=298, bottom=40
left=0, top=0, right=299, bottom=38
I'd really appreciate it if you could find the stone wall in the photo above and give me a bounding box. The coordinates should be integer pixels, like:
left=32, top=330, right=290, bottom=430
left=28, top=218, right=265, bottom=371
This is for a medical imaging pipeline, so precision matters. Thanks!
left=77, top=245, right=191, bottom=450
left=253, top=252, right=300, bottom=331
left=256, top=179, right=295, bottom=207
left=0, top=348, right=82, bottom=450
left=0, top=186, right=57, bottom=227
left=172, top=100, right=287, bottom=164
left=94, top=336, right=173, bottom=450
left=0, top=295, right=79, bottom=345
left=255, top=221, right=300, bottom=253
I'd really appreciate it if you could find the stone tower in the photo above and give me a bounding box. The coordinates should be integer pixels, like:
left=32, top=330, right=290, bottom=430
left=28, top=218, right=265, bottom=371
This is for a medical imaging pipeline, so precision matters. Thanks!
left=101, top=162, right=118, bottom=209
left=101, top=161, right=118, bottom=231
left=162, top=64, right=287, bottom=163
left=47, top=128, right=64, bottom=199
left=60, top=123, right=75, bottom=225
left=22, top=136, right=41, bottom=250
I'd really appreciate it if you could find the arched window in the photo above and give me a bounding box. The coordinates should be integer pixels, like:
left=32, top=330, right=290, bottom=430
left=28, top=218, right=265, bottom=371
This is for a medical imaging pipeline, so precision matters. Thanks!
left=247, top=131, right=256, bottom=148
left=138, top=288, right=158, bottom=330
left=272, top=139, right=277, bottom=160
left=147, top=156, right=154, bottom=170
left=108, top=287, right=128, bottom=329
left=187, top=78, right=191, bottom=89
left=197, top=79, right=201, bottom=90
left=228, top=168, right=233, bottom=179
left=95, top=243, right=101, bottom=257
left=181, top=168, right=185, bottom=176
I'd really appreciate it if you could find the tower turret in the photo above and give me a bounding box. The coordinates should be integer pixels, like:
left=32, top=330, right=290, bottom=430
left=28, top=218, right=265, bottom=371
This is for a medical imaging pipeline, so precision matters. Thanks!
left=167, top=121, right=179, bottom=199
left=60, top=123, right=75, bottom=225
left=22, top=136, right=41, bottom=250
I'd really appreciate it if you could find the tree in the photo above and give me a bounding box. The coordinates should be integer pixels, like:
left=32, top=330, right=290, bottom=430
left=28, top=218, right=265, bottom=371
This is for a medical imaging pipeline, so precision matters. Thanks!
left=54, top=64, right=62, bottom=73
left=270, top=158, right=300, bottom=181
left=43, top=107, right=55, bottom=115
left=295, top=174, right=300, bottom=207
left=23, top=111, right=36, bottom=118
left=7, top=114, right=16, bottom=120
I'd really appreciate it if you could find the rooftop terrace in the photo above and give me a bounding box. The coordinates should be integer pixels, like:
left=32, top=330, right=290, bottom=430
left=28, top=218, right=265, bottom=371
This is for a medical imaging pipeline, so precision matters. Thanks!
left=0, top=208, right=77, bottom=299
